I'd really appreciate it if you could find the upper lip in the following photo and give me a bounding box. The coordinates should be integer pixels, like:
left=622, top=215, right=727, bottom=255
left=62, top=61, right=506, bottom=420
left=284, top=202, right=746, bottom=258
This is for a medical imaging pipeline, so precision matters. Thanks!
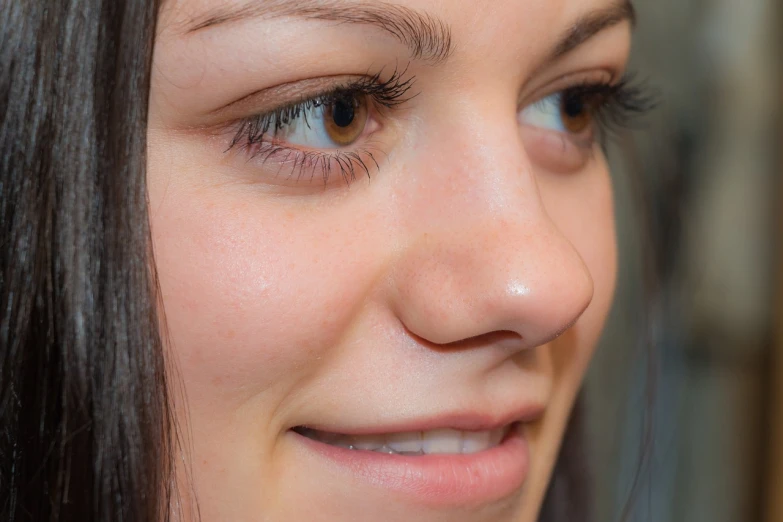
left=293, top=403, right=546, bottom=436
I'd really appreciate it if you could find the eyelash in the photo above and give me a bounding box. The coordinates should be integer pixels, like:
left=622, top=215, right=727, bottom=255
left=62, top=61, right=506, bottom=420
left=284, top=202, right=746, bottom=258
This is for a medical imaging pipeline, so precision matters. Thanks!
left=225, top=71, right=653, bottom=186
left=224, top=67, right=414, bottom=185
left=564, top=75, right=656, bottom=142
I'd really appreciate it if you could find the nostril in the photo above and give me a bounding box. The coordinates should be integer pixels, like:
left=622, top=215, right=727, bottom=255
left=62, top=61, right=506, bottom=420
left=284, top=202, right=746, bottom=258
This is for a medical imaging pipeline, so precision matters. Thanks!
left=439, top=330, right=525, bottom=352
left=402, top=325, right=524, bottom=353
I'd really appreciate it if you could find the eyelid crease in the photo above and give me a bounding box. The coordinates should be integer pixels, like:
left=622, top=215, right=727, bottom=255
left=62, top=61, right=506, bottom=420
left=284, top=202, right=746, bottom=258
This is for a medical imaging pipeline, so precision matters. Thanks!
left=204, top=62, right=417, bottom=126
left=205, top=75, right=367, bottom=123
left=519, top=69, right=615, bottom=111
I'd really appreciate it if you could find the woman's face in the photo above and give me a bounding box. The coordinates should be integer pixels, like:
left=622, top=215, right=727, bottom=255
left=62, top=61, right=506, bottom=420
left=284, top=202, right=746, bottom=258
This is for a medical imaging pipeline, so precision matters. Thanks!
left=148, top=0, right=630, bottom=520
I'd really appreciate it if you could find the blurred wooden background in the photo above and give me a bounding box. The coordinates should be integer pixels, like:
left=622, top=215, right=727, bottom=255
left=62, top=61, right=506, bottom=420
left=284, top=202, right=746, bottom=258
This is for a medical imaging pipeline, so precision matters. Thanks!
left=583, top=1, right=781, bottom=521
left=765, top=20, right=783, bottom=520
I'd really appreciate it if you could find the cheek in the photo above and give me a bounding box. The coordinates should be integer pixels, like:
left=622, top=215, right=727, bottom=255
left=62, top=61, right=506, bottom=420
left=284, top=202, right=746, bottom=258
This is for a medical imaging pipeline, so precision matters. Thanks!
left=540, top=162, right=617, bottom=369
left=150, top=190, right=378, bottom=412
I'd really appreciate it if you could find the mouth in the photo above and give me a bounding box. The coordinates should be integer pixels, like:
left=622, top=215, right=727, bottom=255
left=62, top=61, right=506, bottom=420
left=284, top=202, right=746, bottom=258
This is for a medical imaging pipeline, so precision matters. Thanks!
left=289, top=412, right=539, bottom=507
left=292, top=423, right=513, bottom=456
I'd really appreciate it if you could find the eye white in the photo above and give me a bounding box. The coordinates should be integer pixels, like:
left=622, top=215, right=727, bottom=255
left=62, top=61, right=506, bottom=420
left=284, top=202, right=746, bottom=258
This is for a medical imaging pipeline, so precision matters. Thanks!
left=273, top=104, right=338, bottom=149
left=518, top=93, right=567, bottom=133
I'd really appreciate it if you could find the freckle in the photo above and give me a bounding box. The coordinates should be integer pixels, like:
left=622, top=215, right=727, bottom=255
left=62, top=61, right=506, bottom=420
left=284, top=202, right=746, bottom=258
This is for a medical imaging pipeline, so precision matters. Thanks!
left=225, top=329, right=236, bottom=339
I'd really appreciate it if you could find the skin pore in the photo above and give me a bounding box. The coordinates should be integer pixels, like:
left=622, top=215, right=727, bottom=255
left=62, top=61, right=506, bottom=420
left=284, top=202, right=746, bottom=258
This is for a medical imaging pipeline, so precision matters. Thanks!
left=147, top=0, right=632, bottom=520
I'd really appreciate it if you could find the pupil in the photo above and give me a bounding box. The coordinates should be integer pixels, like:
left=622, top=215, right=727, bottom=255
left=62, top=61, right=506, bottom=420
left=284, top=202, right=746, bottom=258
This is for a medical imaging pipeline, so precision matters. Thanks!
left=331, top=97, right=356, bottom=128
left=563, top=95, right=584, bottom=118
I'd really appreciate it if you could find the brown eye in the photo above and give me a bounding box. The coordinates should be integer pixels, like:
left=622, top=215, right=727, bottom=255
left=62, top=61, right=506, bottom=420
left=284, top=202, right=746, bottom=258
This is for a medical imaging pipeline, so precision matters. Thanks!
left=559, top=92, right=594, bottom=134
left=323, top=94, right=369, bottom=146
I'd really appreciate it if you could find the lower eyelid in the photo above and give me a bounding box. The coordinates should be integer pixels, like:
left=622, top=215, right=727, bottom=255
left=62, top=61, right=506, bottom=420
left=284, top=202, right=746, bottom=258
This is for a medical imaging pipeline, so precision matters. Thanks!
left=222, top=132, right=388, bottom=190
left=519, top=125, right=596, bottom=173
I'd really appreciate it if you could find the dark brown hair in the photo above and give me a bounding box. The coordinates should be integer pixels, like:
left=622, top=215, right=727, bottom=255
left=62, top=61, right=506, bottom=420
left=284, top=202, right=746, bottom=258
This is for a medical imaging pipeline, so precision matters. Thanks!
left=0, top=1, right=173, bottom=520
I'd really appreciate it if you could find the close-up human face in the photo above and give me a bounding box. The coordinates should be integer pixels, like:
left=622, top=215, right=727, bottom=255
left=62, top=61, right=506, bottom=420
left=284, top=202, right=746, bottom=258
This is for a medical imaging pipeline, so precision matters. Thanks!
left=147, top=0, right=632, bottom=520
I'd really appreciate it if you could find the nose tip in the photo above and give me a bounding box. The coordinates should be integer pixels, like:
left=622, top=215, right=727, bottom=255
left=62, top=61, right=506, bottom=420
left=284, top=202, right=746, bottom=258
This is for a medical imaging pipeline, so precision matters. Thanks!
left=502, top=244, right=595, bottom=347
left=389, top=217, right=595, bottom=350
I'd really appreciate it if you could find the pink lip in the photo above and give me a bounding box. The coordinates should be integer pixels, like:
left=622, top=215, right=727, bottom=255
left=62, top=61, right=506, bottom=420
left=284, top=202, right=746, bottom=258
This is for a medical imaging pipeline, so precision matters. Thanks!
left=290, top=419, right=535, bottom=507
left=296, top=404, right=545, bottom=436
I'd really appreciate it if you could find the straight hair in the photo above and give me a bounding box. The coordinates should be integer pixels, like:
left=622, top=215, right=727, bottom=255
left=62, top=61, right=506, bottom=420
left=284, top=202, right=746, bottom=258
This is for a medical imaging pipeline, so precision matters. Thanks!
left=0, top=1, right=172, bottom=520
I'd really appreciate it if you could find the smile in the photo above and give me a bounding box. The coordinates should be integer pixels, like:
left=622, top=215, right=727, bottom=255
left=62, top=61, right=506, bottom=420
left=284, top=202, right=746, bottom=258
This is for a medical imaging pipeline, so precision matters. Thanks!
left=289, top=414, right=537, bottom=507
left=293, top=424, right=514, bottom=455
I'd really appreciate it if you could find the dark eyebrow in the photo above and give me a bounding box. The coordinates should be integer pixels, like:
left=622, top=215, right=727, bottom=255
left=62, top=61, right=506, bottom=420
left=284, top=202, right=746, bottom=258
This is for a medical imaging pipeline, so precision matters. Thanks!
left=183, top=0, right=633, bottom=69
left=184, top=0, right=453, bottom=64
left=550, top=0, right=636, bottom=61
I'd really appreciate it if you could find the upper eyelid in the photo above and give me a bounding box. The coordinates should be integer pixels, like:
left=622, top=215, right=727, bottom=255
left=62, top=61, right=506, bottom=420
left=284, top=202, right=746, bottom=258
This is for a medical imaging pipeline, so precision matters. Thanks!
left=518, top=70, right=617, bottom=109
left=206, top=76, right=369, bottom=124
left=208, top=65, right=417, bottom=129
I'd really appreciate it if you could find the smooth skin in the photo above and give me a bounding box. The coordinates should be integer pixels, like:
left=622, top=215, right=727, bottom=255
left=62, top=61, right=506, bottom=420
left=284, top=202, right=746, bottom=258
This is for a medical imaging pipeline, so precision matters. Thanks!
left=147, top=0, right=630, bottom=520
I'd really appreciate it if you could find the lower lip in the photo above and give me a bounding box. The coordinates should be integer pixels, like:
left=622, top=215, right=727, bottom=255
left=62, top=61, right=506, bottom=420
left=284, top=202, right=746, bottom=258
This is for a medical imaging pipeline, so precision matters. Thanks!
left=290, top=425, right=530, bottom=507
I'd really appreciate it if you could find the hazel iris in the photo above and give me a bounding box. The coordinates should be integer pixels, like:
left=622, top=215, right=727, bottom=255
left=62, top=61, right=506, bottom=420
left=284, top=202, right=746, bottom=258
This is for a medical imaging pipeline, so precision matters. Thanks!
left=324, top=94, right=368, bottom=146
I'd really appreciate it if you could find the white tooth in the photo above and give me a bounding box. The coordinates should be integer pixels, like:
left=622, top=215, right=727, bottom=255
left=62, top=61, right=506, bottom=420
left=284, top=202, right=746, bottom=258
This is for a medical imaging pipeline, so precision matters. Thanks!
left=386, top=432, right=423, bottom=454
left=352, top=435, right=386, bottom=451
left=422, top=429, right=463, bottom=454
left=460, top=430, right=492, bottom=454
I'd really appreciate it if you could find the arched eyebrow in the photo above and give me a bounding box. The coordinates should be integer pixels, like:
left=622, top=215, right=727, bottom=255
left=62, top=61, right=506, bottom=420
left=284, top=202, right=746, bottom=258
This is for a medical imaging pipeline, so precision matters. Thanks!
left=182, top=0, right=634, bottom=67
left=550, top=0, right=636, bottom=61
left=183, top=0, right=454, bottom=64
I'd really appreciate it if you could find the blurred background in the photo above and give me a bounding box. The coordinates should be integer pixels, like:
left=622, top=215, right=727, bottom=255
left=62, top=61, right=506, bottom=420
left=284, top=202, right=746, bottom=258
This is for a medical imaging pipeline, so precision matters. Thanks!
left=584, top=0, right=782, bottom=521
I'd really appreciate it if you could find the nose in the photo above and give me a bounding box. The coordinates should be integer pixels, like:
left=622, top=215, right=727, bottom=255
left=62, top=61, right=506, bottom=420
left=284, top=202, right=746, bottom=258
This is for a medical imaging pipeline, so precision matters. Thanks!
left=387, top=102, right=594, bottom=349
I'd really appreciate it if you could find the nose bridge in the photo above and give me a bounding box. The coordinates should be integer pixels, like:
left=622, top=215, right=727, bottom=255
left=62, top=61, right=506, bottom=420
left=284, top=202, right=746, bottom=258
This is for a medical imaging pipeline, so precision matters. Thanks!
left=402, top=98, right=540, bottom=231
left=388, top=99, right=594, bottom=348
